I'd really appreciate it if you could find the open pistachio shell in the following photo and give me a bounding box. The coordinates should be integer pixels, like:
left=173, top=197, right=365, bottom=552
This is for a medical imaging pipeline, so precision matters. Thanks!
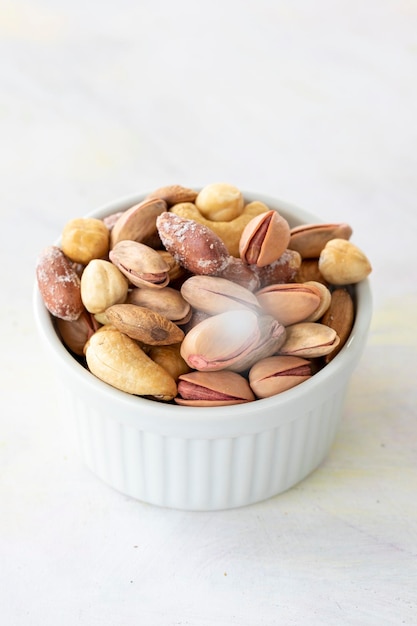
left=249, top=355, right=312, bottom=398
left=278, top=322, right=340, bottom=358
left=239, top=210, right=291, bottom=267
left=180, top=275, right=261, bottom=315
left=175, top=370, right=255, bottom=406
left=109, top=240, right=170, bottom=288
left=256, top=282, right=322, bottom=327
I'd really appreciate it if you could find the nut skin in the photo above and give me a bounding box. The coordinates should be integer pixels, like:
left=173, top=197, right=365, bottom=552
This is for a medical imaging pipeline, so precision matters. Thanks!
left=84, top=326, right=177, bottom=401
left=61, top=217, right=110, bottom=265
left=110, top=198, right=167, bottom=248
left=175, top=370, right=255, bottom=406
left=289, top=223, right=353, bottom=258
left=156, top=212, right=230, bottom=276
left=249, top=356, right=312, bottom=398
left=318, top=239, right=372, bottom=285
left=105, top=303, right=185, bottom=345
left=36, top=246, right=83, bottom=321
left=239, top=210, right=291, bottom=267
left=321, top=287, right=355, bottom=362
left=80, top=259, right=129, bottom=314
left=57, top=309, right=100, bottom=355
left=109, top=240, right=170, bottom=288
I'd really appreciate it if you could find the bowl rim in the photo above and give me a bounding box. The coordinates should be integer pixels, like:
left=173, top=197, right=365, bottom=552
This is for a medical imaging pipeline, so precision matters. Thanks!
left=33, top=190, right=373, bottom=436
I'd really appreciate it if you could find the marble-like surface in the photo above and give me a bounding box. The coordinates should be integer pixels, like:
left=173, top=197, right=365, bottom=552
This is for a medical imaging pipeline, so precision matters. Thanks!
left=1, top=1, right=417, bottom=624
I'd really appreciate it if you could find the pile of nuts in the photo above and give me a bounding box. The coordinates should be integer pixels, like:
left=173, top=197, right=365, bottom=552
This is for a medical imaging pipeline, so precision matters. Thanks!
left=36, top=183, right=372, bottom=406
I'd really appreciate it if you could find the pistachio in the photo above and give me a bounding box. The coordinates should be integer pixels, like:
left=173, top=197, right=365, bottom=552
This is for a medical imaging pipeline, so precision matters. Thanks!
left=61, top=217, right=110, bottom=265
left=175, top=370, right=255, bottom=406
left=36, top=246, right=83, bottom=321
left=109, top=240, right=170, bottom=288
left=105, top=303, right=184, bottom=345
left=110, top=198, right=167, bottom=248
left=278, top=322, right=340, bottom=358
left=239, top=210, right=291, bottom=267
left=127, top=286, right=191, bottom=323
left=84, top=326, right=177, bottom=400
left=145, top=184, right=198, bottom=207
left=289, top=223, right=353, bottom=258
left=57, top=309, right=101, bottom=355
left=195, top=183, right=244, bottom=222
left=148, top=344, right=191, bottom=381
left=302, top=281, right=332, bottom=322
left=249, top=356, right=312, bottom=398
left=80, top=259, right=129, bottom=314
left=180, top=310, right=285, bottom=372
left=180, top=275, right=261, bottom=316
left=321, top=287, right=355, bottom=362
left=318, top=239, right=372, bottom=285
left=256, top=282, right=322, bottom=326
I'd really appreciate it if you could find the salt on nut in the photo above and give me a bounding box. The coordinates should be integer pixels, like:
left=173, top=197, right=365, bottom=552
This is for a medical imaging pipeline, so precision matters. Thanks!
left=61, top=217, right=110, bottom=265
left=36, top=245, right=83, bottom=321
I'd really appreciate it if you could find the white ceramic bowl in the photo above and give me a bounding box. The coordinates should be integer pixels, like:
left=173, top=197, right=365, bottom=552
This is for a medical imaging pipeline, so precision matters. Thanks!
left=33, top=192, right=372, bottom=511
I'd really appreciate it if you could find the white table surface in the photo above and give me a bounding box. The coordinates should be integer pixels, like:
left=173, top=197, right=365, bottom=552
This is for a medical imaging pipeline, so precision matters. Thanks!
left=2, top=1, right=417, bottom=624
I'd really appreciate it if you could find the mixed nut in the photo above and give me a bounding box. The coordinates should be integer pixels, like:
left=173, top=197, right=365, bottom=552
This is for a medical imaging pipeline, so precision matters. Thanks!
left=36, top=183, right=372, bottom=406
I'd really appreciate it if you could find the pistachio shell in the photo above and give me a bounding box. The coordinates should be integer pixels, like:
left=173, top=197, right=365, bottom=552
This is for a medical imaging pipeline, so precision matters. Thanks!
left=180, top=275, right=261, bottom=315
left=84, top=327, right=177, bottom=400
left=239, top=210, right=291, bottom=267
left=289, top=223, right=353, bottom=258
left=127, top=286, right=191, bottom=322
left=105, top=303, right=184, bottom=345
left=256, top=283, right=322, bottom=326
left=318, top=239, right=372, bottom=285
left=175, top=370, right=255, bottom=406
left=300, top=281, right=332, bottom=322
left=180, top=310, right=285, bottom=372
left=249, top=356, right=312, bottom=398
left=278, top=322, right=340, bottom=358
left=110, top=198, right=167, bottom=247
left=109, top=240, right=170, bottom=288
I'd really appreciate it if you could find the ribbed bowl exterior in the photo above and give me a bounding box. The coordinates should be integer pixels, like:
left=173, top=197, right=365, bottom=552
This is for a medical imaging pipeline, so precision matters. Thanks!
left=62, top=385, right=346, bottom=510
left=34, top=191, right=372, bottom=511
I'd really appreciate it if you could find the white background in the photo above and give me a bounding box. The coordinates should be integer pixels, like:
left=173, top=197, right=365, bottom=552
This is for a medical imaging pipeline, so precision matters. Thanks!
left=1, top=1, right=417, bottom=624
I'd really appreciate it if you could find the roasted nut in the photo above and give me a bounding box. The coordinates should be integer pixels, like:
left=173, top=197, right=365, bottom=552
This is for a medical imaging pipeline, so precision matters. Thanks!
left=318, top=239, right=372, bottom=285
left=36, top=246, right=83, bottom=321
left=84, top=326, right=177, bottom=400
left=105, top=303, right=185, bottom=345
left=249, top=356, right=312, bottom=398
left=127, top=286, right=191, bottom=323
left=196, top=183, right=244, bottom=222
left=61, top=218, right=110, bottom=264
left=145, top=184, right=198, bottom=206
left=300, top=281, right=332, bottom=322
left=156, top=212, right=230, bottom=276
left=170, top=200, right=269, bottom=257
left=256, top=282, right=322, bottom=327
left=278, top=322, right=340, bottom=358
left=175, top=370, right=255, bottom=406
left=109, top=240, right=170, bottom=288
left=180, top=275, right=261, bottom=316
left=180, top=310, right=286, bottom=372
left=239, top=210, right=291, bottom=267
left=57, top=309, right=100, bottom=355
left=148, top=344, right=191, bottom=381
left=80, top=259, right=128, bottom=314
left=321, top=287, right=355, bottom=362
left=110, top=198, right=167, bottom=248
left=294, top=259, right=327, bottom=285
left=289, top=223, right=353, bottom=258
left=256, top=250, right=302, bottom=287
